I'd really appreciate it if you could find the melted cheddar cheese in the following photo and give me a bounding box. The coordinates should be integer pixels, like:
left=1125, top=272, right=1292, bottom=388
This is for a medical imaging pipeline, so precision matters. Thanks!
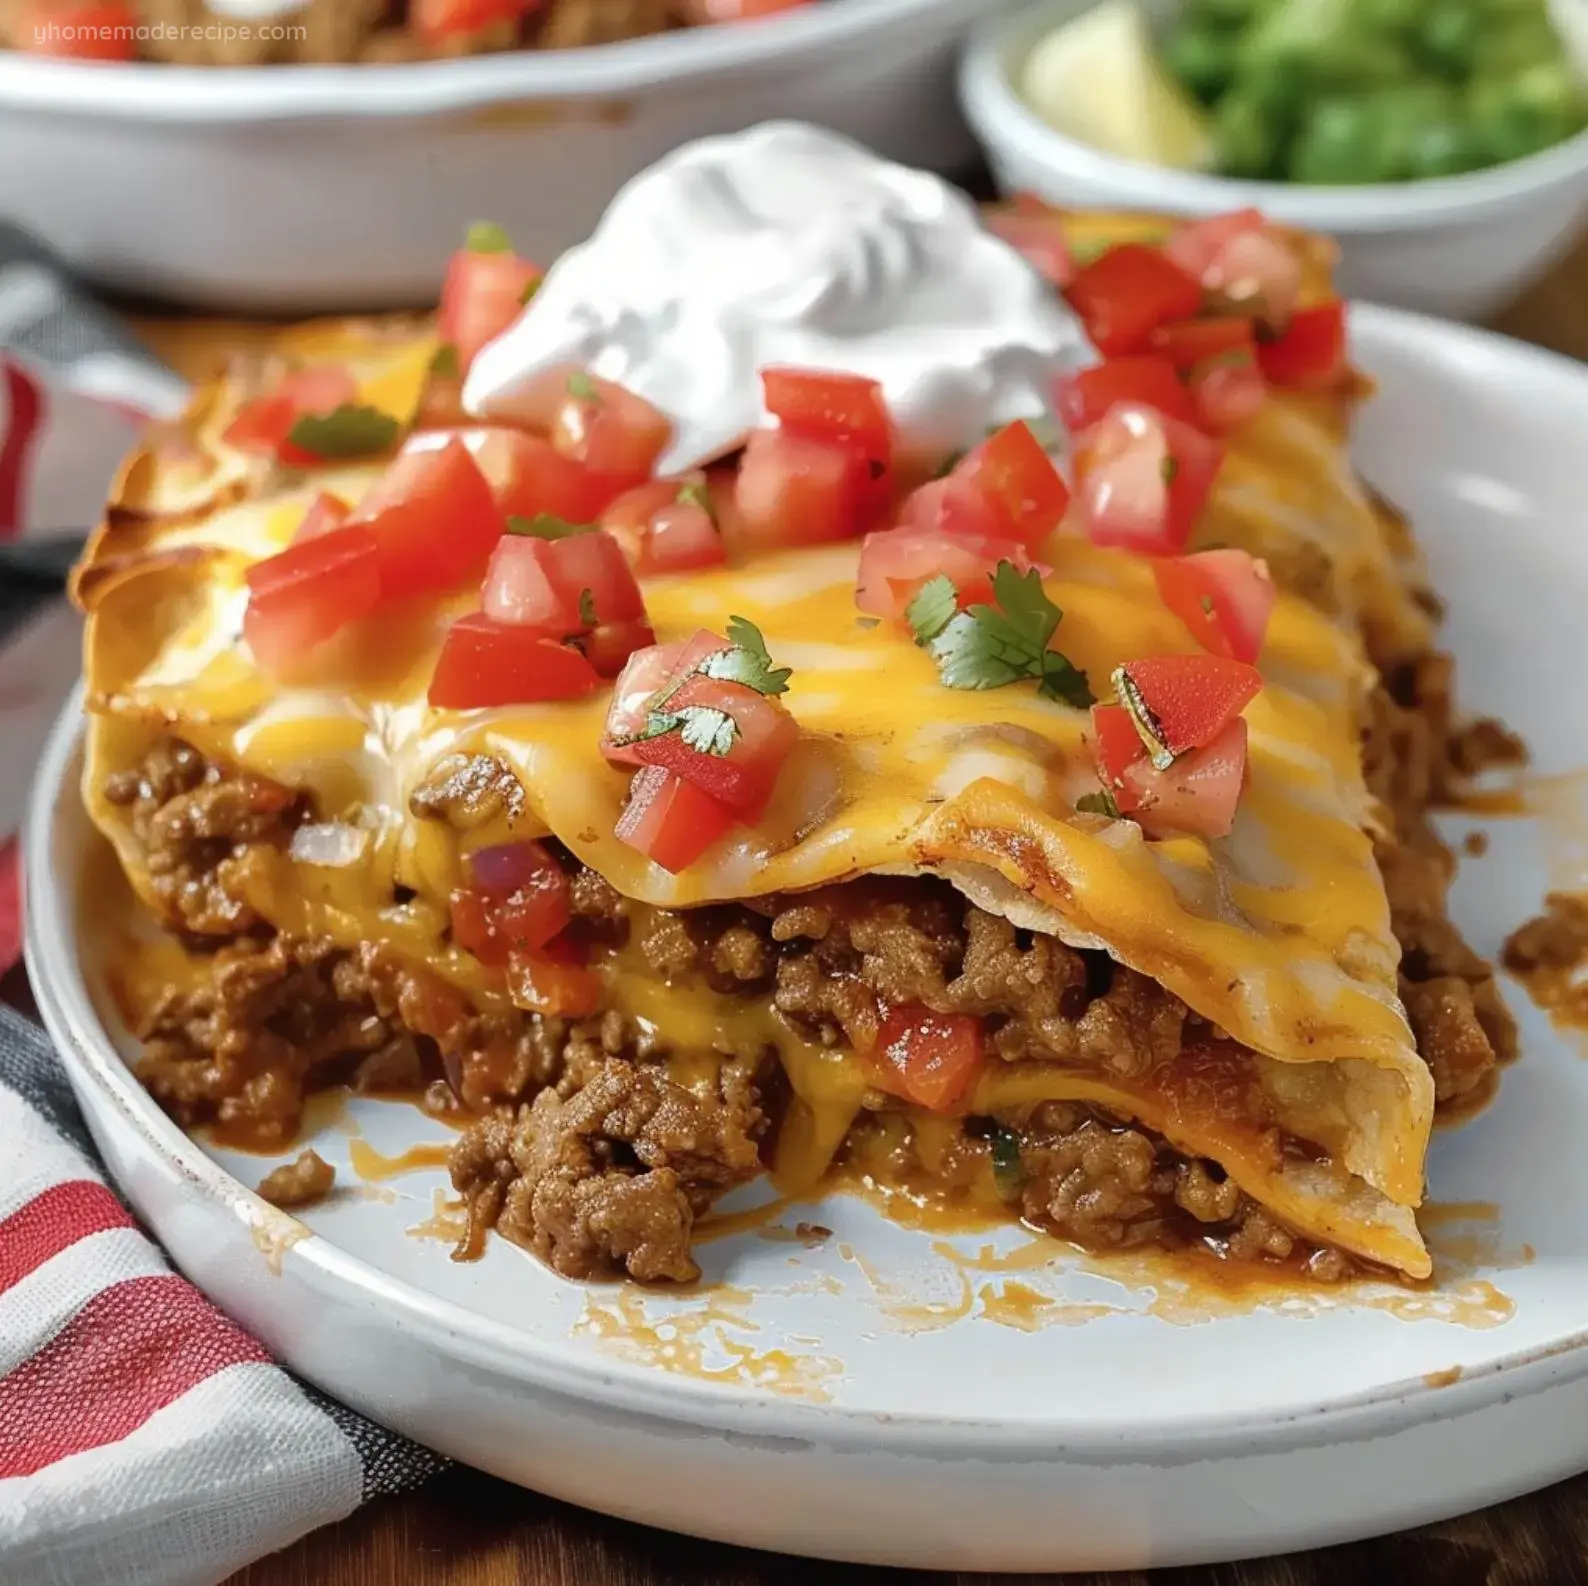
left=75, top=272, right=1441, bottom=1277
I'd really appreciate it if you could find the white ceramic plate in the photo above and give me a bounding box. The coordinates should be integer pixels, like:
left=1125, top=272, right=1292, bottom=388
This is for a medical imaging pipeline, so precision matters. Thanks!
left=25, top=304, right=1588, bottom=1572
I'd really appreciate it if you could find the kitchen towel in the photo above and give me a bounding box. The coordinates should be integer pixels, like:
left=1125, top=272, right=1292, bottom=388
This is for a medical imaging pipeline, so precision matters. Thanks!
left=0, top=225, right=446, bottom=1586
left=0, top=1008, right=446, bottom=1586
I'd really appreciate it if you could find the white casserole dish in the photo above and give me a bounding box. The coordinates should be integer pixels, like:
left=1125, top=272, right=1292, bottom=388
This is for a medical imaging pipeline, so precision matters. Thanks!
left=0, top=0, right=980, bottom=313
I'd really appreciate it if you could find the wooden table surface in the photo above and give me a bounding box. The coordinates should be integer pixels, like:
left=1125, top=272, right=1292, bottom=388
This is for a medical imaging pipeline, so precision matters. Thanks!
left=166, top=230, right=1588, bottom=1586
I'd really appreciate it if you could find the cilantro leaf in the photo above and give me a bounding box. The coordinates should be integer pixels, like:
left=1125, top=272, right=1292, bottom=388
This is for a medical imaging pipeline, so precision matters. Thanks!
left=577, top=589, right=597, bottom=628
left=639, top=704, right=739, bottom=757
left=466, top=221, right=513, bottom=254
left=906, top=576, right=957, bottom=646
left=932, top=447, right=968, bottom=480
left=677, top=706, right=737, bottom=756
left=285, top=404, right=399, bottom=461
left=505, top=512, right=594, bottom=541
left=1076, top=789, right=1120, bottom=818
left=920, top=560, right=1090, bottom=706
left=567, top=371, right=599, bottom=402
left=1040, top=651, right=1095, bottom=708
left=430, top=344, right=460, bottom=380
left=676, top=478, right=715, bottom=520
left=520, top=275, right=542, bottom=306
left=695, top=616, right=791, bottom=697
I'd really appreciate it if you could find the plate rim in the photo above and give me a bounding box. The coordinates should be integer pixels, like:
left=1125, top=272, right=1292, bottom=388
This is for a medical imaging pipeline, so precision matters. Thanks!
left=27, top=301, right=1588, bottom=1463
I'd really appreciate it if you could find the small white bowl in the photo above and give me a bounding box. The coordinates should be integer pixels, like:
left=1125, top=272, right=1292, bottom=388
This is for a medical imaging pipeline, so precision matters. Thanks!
left=0, top=0, right=979, bottom=313
left=960, top=0, right=1588, bottom=319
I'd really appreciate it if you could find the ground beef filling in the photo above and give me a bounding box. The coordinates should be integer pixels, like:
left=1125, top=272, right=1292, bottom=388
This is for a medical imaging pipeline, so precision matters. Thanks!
left=1363, top=657, right=1519, bottom=1106
left=113, top=705, right=1507, bottom=1283
left=1503, top=892, right=1588, bottom=1027
left=258, top=1149, right=336, bottom=1210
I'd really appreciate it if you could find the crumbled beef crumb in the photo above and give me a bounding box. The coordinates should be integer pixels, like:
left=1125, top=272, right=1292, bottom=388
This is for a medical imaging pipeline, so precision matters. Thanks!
left=1503, top=892, right=1588, bottom=1029
left=106, top=737, right=304, bottom=937
left=453, top=1055, right=769, bottom=1282
left=257, top=1149, right=335, bottom=1209
left=1363, top=674, right=1518, bottom=1104
left=409, top=752, right=525, bottom=830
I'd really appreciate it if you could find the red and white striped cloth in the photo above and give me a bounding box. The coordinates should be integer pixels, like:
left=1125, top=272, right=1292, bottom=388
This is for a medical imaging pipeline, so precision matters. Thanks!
left=0, top=1009, right=444, bottom=1585
left=0, top=226, right=445, bottom=1584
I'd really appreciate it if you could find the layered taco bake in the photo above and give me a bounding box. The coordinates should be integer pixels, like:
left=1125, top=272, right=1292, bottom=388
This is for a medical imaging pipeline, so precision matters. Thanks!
left=73, top=125, right=1516, bottom=1287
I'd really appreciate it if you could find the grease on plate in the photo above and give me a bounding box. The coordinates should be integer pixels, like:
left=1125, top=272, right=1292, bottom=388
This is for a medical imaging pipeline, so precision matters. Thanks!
left=347, top=1138, right=453, bottom=1182
left=408, top=1188, right=469, bottom=1245
left=573, top=1285, right=842, bottom=1402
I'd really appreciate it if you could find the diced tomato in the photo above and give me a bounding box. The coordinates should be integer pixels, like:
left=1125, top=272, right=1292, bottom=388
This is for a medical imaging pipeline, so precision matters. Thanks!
left=1123, top=720, right=1250, bottom=839
left=950, top=420, right=1071, bottom=548
left=415, top=367, right=468, bottom=430
left=733, top=427, right=868, bottom=549
left=1148, top=317, right=1256, bottom=370
left=602, top=630, right=729, bottom=743
left=761, top=368, right=893, bottom=477
left=1074, top=403, right=1224, bottom=555
left=546, top=528, right=645, bottom=622
left=415, top=0, right=540, bottom=44
left=899, top=474, right=1007, bottom=543
left=489, top=369, right=672, bottom=483
left=506, top=953, right=601, bottom=1017
left=1089, top=701, right=1150, bottom=793
left=1189, top=352, right=1268, bottom=433
left=243, top=525, right=382, bottom=677
left=21, top=0, right=137, bottom=59
left=471, top=428, right=626, bottom=525
left=481, top=536, right=580, bottom=632
left=347, top=438, right=505, bottom=601
left=437, top=241, right=540, bottom=375
left=1166, top=211, right=1302, bottom=329
left=1090, top=703, right=1248, bottom=839
left=428, top=612, right=601, bottom=709
left=482, top=527, right=644, bottom=635
left=449, top=840, right=570, bottom=967
left=447, top=891, right=504, bottom=966
left=1163, top=209, right=1265, bottom=276
left=984, top=209, right=1075, bottom=289
left=1153, top=549, right=1276, bottom=664
left=1114, top=653, right=1262, bottom=763
left=614, top=765, right=738, bottom=873
left=622, top=674, right=797, bottom=819
left=1256, top=302, right=1348, bottom=391
left=582, top=618, right=656, bottom=679
left=480, top=878, right=568, bottom=955
left=602, top=477, right=726, bottom=575
left=869, top=1005, right=984, bottom=1113
left=291, top=491, right=352, bottom=544
left=1053, top=357, right=1194, bottom=434
left=854, top=526, right=1046, bottom=622
left=1065, top=245, right=1202, bottom=357
left=224, top=366, right=360, bottom=468
left=680, top=0, right=811, bottom=16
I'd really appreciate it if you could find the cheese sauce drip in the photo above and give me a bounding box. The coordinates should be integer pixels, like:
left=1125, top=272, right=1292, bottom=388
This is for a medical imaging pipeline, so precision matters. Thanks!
left=463, top=122, right=1090, bottom=472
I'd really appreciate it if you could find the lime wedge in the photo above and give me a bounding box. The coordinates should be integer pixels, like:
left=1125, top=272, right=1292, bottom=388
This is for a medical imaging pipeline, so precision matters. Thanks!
left=1021, top=0, right=1215, bottom=170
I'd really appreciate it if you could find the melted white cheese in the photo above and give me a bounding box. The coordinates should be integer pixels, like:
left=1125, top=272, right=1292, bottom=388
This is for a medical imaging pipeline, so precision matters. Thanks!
left=463, top=122, right=1090, bottom=472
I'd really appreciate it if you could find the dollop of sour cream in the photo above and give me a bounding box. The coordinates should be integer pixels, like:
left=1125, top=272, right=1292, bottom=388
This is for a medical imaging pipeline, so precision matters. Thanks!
left=464, top=122, right=1088, bottom=473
